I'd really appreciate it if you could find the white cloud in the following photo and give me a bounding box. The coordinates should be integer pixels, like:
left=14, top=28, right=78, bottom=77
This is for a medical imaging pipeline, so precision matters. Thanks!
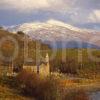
left=0, top=0, right=100, bottom=28
left=89, top=10, right=100, bottom=23
left=0, top=0, right=78, bottom=13
left=0, top=0, right=50, bottom=11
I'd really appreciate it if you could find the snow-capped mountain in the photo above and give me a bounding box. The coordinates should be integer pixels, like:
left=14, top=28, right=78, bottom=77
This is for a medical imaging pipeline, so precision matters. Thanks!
left=7, top=20, right=100, bottom=48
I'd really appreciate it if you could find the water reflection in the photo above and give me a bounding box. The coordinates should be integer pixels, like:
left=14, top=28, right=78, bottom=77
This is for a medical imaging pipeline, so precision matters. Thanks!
left=64, top=90, right=100, bottom=100
left=64, top=90, right=90, bottom=100
left=90, top=92, right=100, bottom=100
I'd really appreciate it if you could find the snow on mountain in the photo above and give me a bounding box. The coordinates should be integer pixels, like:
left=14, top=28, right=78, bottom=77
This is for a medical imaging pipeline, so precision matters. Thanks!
left=7, top=19, right=96, bottom=33
left=7, top=20, right=100, bottom=48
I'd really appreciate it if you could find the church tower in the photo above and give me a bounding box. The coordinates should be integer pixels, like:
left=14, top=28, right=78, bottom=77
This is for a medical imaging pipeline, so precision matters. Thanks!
left=45, top=53, right=50, bottom=75
left=45, top=53, right=49, bottom=63
left=36, top=53, right=50, bottom=76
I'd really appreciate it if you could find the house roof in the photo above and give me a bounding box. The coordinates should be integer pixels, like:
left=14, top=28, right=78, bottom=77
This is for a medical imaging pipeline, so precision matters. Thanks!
left=23, top=61, right=36, bottom=66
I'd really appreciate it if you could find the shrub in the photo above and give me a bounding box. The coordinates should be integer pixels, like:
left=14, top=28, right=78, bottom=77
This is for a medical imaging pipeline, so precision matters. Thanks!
left=17, top=70, right=62, bottom=100
left=37, top=76, right=62, bottom=100
left=0, top=26, right=3, bottom=30
left=17, top=31, right=25, bottom=36
left=0, top=75, right=19, bottom=88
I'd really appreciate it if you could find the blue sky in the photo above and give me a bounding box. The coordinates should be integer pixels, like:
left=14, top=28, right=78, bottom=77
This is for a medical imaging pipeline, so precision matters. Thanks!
left=0, top=0, right=100, bottom=30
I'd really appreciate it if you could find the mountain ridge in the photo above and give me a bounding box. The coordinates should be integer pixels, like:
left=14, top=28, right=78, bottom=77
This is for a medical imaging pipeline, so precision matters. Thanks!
left=7, top=20, right=100, bottom=48
left=7, top=19, right=98, bottom=33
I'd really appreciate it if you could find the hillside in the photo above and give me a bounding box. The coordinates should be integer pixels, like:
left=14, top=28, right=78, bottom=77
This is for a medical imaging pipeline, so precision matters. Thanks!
left=0, top=29, right=50, bottom=69
left=0, top=85, right=33, bottom=100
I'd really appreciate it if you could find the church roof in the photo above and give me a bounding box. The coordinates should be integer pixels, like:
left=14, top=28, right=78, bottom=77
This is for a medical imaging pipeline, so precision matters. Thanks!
left=24, top=61, right=47, bottom=66
left=37, top=61, right=47, bottom=66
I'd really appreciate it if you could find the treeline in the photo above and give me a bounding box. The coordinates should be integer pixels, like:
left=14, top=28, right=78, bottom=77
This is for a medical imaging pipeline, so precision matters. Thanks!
left=0, top=29, right=100, bottom=77
left=50, top=49, right=100, bottom=78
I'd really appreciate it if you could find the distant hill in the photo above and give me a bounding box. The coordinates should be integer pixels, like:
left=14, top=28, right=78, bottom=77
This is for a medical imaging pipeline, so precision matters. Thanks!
left=7, top=20, right=100, bottom=48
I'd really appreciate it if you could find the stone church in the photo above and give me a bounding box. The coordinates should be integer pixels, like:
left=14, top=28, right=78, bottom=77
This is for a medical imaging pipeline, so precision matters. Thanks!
left=23, top=53, right=50, bottom=76
left=0, top=53, right=50, bottom=77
